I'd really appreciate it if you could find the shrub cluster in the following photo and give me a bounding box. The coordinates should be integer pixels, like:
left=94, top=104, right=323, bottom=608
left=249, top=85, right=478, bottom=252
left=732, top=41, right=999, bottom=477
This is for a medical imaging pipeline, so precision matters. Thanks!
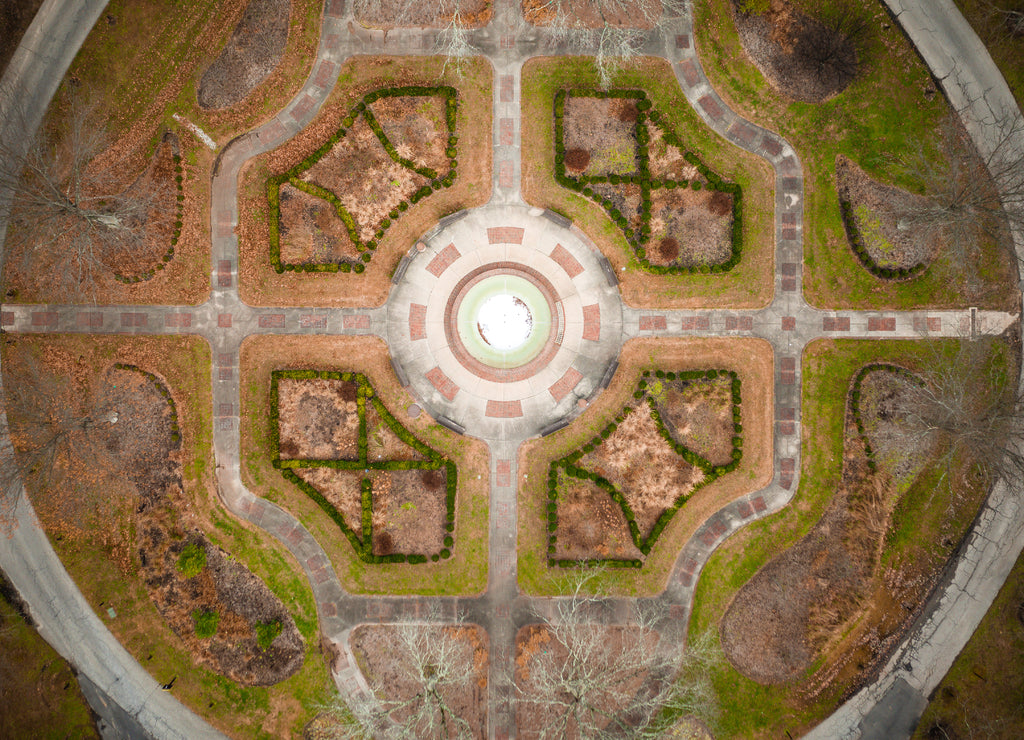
left=270, top=369, right=456, bottom=564
left=553, top=88, right=743, bottom=275
left=546, top=369, right=743, bottom=568
left=850, top=363, right=923, bottom=474
left=839, top=199, right=927, bottom=281
left=267, top=86, right=459, bottom=275
left=113, top=362, right=182, bottom=445
left=116, top=151, right=185, bottom=284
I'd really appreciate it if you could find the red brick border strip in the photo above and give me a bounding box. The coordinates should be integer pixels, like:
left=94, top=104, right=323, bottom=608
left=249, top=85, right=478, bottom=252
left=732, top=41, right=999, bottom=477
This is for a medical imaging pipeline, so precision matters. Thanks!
left=485, top=400, right=523, bottom=418
left=426, top=367, right=460, bottom=401
left=549, top=367, right=583, bottom=402
left=427, top=243, right=461, bottom=277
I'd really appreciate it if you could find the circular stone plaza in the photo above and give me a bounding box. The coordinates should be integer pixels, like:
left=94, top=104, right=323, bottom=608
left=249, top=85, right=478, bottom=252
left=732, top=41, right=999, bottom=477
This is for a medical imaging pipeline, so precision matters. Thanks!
left=0, top=1, right=1022, bottom=739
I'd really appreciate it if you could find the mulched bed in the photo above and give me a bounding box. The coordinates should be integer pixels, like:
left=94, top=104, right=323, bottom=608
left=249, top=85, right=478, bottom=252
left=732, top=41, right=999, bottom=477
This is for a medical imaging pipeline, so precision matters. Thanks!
left=198, top=0, right=290, bottom=110
left=370, top=468, right=448, bottom=556
left=836, top=155, right=933, bottom=272
left=355, top=0, right=491, bottom=28
left=730, top=0, right=859, bottom=102
left=719, top=366, right=932, bottom=688
left=551, top=475, right=643, bottom=562
left=350, top=622, right=488, bottom=739
left=563, top=97, right=639, bottom=177
left=278, top=377, right=361, bottom=460
left=278, top=183, right=363, bottom=265
left=522, top=0, right=656, bottom=28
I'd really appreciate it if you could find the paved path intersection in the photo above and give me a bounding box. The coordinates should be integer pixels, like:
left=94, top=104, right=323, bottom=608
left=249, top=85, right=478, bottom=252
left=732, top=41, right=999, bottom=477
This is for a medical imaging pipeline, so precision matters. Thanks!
left=0, top=0, right=1021, bottom=738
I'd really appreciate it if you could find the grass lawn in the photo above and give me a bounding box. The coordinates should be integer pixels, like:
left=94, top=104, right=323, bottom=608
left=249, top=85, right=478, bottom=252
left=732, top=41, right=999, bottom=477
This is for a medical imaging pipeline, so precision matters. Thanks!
left=1, top=334, right=335, bottom=739
left=520, top=56, right=775, bottom=310
left=239, top=335, right=490, bottom=596
left=0, top=573, right=99, bottom=739
left=688, top=337, right=1009, bottom=739
left=518, top=337, right=775, bottom=597
left=913, top=543, right=1024, bottom=739
left=692, top=0, right=1017, bottom=311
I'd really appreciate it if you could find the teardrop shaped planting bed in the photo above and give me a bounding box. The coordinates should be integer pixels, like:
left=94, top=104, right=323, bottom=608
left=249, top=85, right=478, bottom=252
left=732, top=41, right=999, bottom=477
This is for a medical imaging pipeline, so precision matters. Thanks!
left=271, top=370, right=457, bottom=564
left=546, top=370, right=743, bottom=567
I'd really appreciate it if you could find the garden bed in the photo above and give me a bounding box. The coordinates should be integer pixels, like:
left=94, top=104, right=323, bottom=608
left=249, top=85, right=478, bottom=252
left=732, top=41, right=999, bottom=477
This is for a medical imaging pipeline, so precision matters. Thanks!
left=554, top=89, right=741, bottom=273
left=547, top=370, right=742, bottom=567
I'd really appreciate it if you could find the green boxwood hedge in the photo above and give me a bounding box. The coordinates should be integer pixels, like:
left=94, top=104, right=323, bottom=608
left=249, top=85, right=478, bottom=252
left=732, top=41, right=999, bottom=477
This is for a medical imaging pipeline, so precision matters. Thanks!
left=271, top=369, right=456, bottom=564
left=546, top=369, right=743, bottom=568
left=553, top=88, right=743, bottom=274
left=267, top=86, right=459, bottom=275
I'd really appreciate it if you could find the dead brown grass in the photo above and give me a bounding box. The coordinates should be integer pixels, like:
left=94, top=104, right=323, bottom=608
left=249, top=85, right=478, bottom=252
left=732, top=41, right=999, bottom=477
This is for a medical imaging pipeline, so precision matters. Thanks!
left=519, top=337, right=774, bottom=596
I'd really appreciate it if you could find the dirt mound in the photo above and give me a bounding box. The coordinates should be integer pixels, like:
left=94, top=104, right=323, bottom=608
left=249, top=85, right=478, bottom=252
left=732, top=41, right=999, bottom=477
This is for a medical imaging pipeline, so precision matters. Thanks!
left=731, top=0, right=861, bottom=102
left=198, top=0, right=290, bottom=110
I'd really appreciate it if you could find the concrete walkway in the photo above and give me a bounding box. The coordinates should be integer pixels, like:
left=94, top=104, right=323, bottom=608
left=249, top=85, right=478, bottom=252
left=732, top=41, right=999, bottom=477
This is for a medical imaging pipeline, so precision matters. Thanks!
left=0, top=0, right=1022, bottom=738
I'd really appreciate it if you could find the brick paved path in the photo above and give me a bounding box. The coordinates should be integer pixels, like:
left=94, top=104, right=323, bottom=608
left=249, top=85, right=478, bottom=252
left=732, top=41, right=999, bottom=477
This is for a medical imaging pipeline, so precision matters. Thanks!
left=0, top=0, right=1020, bottom=738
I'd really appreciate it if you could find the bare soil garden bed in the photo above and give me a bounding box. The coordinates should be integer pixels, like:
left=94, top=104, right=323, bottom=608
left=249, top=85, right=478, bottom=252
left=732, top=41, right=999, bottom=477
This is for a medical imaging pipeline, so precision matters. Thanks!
left=730, top=0, right=860, bottom=102
left=198, top=0, right=290, bottom=110
left=548, top=369, right=742, bottom=566
left=556, top=89, right=739, bottom=272
left=355, top=0, right=491, bottom=28
left=719, top=364, right=938, bottom=693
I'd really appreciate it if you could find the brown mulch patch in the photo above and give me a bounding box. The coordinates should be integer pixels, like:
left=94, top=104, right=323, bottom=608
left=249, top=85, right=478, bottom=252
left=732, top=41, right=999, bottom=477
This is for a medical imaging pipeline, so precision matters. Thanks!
left=370, top=94, right=450, bottom=173
left=563, top=96, right=639, bottom=177
left=718, top=366, right=929, bottom=687
left=835, top=155, right=933, bottom=271
left=647, top=124, right=701, bottom=181
left=277, top=377, right=360, bottom=460
left=657, top=376, right=736, bottom=466
left=198, top=0, right=290, bottom=110
left=355, top=0, right=492, bottom=28
left=581, top=404, right=705, bottom=540
left=731, top=0, right=858, bottom=103
left=591, top=182, right=643, bottom=230
left=350, top=622, right=489, bottom=738
left=296, top=468, right=364, bottom=534
left=278, top=183, right=362, bottom=265
left=370, top=468, right=448, bottom=556
left=522, top=0, right=657, bottom=28
left=647, top=187, right=734, bottom=267
left=553, top=475, right=643, bottom=561
left=366, top=402, right=428, bottom=462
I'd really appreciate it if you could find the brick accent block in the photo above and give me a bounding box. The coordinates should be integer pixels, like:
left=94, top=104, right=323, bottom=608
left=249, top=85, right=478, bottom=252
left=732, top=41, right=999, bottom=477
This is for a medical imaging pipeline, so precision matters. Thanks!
left=753, top=495, right=768, bottom=513
left=868, top=317, right=897, bottom=332
left=549, top=367, right=583, bottom=401
left=680, top=316, right=711, bottom=331
left=496, top=459, right=512, bottom=487
left=120, top=312, right=147, bottom=328
left=549, top=244, right=583, bottom=277
left=487, top=226, right=524, bottom=244
left=678, top=59, right=700, bottom=88
left=409, top=304, right=427, bottom=340
left=675, top=33, right=690, bottom=48
left=582, top=304, right=600, bottom=341
left=780, top=357, right=796, bottom=385
left=698, top=94, right=723, bottom=120
left=729, top=121, right=756, bottom=146
left=291, top=93, right=316, bottom=121
left=218, top=313, right=233, bottom=328
left=426, top=367, right=460, bottom=401
left=499, top=160, right=513, bottom=188
left=761, top=135, right=783, bottom=157
left=914, top=316, right=941, bottom=332
left=779, top=421, right=796, bottom=435
left=500, top=75, right=514, bottom=102
left=259, top=314, right=285, bottom=329
left=736, top=500, right=754, bottom=519
left=427, top=243, right=461, bottom=276
left=499, top=118, right=514, bottom=145
left=218, top=367, right=233, bottom=380
left=313, top=60, right=336, bottom=87
left=218, top=353, right=235, bottom=366
left=300, top=314, right=328, bottom=329
left=1, top=311, right=14, bottom=326
left=31, top=311, right=57, bottom=327
left=782, top=277, right=797, bottom=292
left=486, top=400, right=523, bottom=418
left=343, top=314, right=371, bottom=330
left=217, top=259, right=232, bottom=287
left=639, top=315, right=667, bottom=331
left=780, top=407, right=796, bottom=421
left=781, top=316, right=796, bottom=330
left=823, top=316, right=851, bottom=332
left=77, top=312, right=103, bottom=328
left=164, top=313, right=192, bottom=328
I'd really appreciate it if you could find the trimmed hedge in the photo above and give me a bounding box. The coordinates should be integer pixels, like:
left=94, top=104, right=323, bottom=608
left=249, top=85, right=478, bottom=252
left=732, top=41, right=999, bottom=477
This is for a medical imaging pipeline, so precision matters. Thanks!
left=271, top=369, right=456, bottom=564
left=267, top=86, right=459, bottom=274
left=850, top=363, right=923, bottom=474
left=553, top=88, right=743, bottom=274
left=546, top=369, right=743, bottom=568
left=838, top=199, right=928, bottom=281
left=116, top=151, right=185, bottom=284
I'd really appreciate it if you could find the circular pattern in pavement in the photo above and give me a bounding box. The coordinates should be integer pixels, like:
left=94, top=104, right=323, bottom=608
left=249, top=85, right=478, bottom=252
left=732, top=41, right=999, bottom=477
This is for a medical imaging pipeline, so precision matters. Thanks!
left=387, top=204, right=623, bottom=440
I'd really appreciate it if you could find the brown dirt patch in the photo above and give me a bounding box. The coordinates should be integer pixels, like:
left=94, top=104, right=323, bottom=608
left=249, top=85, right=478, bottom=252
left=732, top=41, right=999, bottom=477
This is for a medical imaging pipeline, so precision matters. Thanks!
left=278, top=183, right=362, bottom=265
left=731, top=0, right=859, bottom=103
left=277, top=377, right=360, bottom=460
left=237, top=56, right=492, bottom=307
left=370, top=94, right=450, bottom=173
left=553, top=474, right=643, bottom=561
left=370, top=468, right=448, bottom=556
left=581, top=404, right=705, bottom=538
left=350, top=622, right=488, bottom=738
left=198, top=0, right=290, bottom=110
left=355, top=0, right=492, bottom=28
left=836, top=155, right=933, bottom=271
left=563, top=96, right=639, bottom=177
left=648, top=187, right=734, bottom=267
left=718, top=366, right=931, bottom=687
left=657, top=376, right=736, bottom=466
left=296, top=468, right=364, bottom=534
left=519, top=337, right=774, bottom=595
left=522, top=0, right=657, bottom=28
left=647, top=124, right=702, bottom=181
left=366, top=402, right=428, bottom=462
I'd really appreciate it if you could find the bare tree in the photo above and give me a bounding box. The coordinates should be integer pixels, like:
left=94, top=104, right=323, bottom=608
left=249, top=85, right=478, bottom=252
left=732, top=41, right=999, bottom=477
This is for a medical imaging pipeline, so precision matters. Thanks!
left=327, top=614, right=485, bottom=739
left=794, top=6, right=867, bottom=87
left=892, top=335, right=1024, bottom=491
left=976, top=0, right=1024, bottom=44
left=351, top=0, right=479, bottom=74
left=0, top=87, right=163, bottom=302
left=516, top=574, right=719, bottom=739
